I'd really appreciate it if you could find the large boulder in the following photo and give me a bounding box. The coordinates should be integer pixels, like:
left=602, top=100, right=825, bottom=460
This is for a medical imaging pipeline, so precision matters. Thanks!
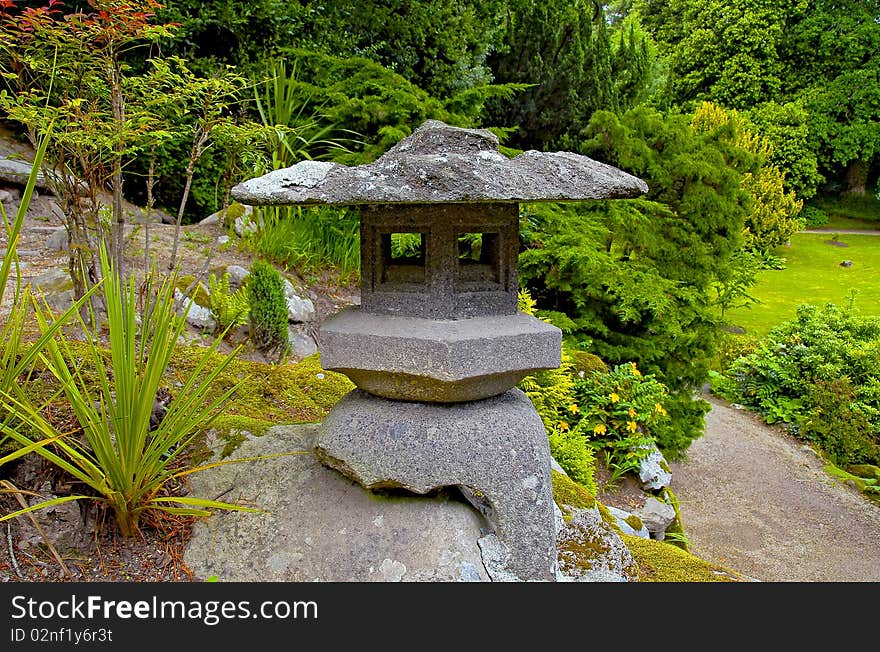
left=183, top=424, right=492, bottom=582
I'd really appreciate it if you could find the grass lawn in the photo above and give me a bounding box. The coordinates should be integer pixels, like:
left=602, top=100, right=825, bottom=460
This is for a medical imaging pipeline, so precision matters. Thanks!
left=725, top=232, right=880, bottom=337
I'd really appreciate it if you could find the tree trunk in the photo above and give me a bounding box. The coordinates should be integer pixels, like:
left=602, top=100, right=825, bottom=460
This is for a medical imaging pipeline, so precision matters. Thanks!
left=167, top=157, right=196, bottom=273
left=168, top=127, right=209, bottom=273
left=144, top=145, right=156, bottom=277
left=844, top=159, right=868, bottom=195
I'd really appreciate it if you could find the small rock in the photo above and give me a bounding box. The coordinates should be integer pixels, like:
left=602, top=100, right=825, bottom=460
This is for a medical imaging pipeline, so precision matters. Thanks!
left=217, top=235, right=230, bottom=246
left=638, top=442, right=672, bottom=491
left=606, top=506, right=650, bottom=538
left=283, top=279, right=316, bottom=322
left=288, top=325, right=318, bottom=358
left=0, top=189, right=13, bottom=203
left=225, top=265, right=250, bottom=288
left=233, top=205, right=260, bottom=237
left=636, top=496, right=676, bottom=540
left=30, top=268, right=72, bottom=294
left=174, top=288, right=216, bottom=333
left=286, top=294, right=316, bottom=323
left=840, top=260, right=853, bottom=267
left=43, top=228, right=68, bottom=251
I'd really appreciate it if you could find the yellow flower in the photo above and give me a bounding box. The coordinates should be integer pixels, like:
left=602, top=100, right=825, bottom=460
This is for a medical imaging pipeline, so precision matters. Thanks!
left=628, top=407, right=636, bottom=418
left=631, top=362, right=641, bottom=376
left=626, top=421, right=638, bottom=433
left=593, top=423, right=607, bottom=435
left=557, top=421, right=570, bottom=432
left=655, top=402, right=667, bottom=416
left=568, top=403, right=580, bottom=415
left=609, top=392, right=620, bottom=403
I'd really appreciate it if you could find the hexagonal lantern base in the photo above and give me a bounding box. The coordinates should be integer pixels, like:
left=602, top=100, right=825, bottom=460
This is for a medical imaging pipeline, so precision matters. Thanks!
left=318, top=308, right=562, bottom=402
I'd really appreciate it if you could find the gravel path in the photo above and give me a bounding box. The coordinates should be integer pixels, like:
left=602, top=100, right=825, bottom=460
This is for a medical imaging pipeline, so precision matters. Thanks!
left=667, top=394, right=880, bottom=582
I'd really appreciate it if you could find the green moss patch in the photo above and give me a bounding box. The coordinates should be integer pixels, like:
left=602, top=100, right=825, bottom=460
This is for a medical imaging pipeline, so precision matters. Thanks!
left=166, top=350, right=351, bottom=423
left=826, top=463, right=880, bottom=500
left=624, top=514, right=644, bottom=531
left=660, top=486, right=689, bottom=551
left=622, top=534, right=746, bottom=582
left=551, top=469, right=596, bottom=519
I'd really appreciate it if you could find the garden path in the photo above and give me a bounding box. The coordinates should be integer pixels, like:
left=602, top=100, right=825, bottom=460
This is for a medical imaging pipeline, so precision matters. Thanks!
left=802, top=228, right=880, bottom=235
left=667, top=392, right=880, bottom=582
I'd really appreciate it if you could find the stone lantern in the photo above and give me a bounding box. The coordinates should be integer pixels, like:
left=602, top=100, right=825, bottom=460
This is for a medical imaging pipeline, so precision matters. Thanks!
left=232, top=120, right=647, bottom=581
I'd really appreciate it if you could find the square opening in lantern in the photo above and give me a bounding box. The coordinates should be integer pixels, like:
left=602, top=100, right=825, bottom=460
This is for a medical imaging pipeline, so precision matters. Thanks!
left=379, top=232, right=426, bottom=285
left=457, top=232, right=500, bottom=286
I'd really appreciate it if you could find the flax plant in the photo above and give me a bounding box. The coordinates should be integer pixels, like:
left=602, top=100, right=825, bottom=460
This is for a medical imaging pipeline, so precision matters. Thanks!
left=0, top=123, right=107, bottom=514
left=0, top=125, right=92, bottom=452
left=0, top=245, right=290, bottom=536
left=253, top=59, right=354, bottom=169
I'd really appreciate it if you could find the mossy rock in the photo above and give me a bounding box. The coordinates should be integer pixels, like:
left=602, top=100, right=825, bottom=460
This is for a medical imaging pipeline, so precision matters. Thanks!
left=174, top=275, right=211, bottom=308
left=223, top=201, right=247, bottom=223
left=596, top=501, right=621, bottom=533
left=826, top=463, right=880, bottom=499
left=557, top=509, right=639, bottom=580
left=568, top=350, right=608, bottom=375
left=551, top=469, right=596, bottom=520
left=624, top=514, right=644, bottom=531
left=660, top=486, right=689, bottom=552
left=622, top=534, right=746, bottom=582
left=844, top=464, right=880, bottom=481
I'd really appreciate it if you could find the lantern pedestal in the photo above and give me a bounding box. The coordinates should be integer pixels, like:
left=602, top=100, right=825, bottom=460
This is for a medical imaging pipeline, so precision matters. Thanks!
left=316, top=388, right=557, bottom=581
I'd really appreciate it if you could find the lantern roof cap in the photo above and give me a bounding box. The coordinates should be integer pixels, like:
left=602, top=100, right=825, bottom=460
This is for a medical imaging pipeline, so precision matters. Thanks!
left=231, top=120, right=648, bottom=207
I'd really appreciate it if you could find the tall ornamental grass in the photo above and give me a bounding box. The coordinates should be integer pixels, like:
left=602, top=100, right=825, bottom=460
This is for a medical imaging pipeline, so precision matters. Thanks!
left=0, top=244, right=298, bottom=536
left=0, top=123, right=96, bottom=470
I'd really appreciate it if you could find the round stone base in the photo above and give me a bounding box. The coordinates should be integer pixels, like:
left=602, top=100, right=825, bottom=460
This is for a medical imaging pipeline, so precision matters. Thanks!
left=315, top=388, right=557, bottom=581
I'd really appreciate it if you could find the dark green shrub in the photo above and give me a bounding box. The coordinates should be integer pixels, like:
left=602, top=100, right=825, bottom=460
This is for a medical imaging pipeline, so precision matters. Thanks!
left=246, top=260, right=289, bottom=356
left=569, top=350, right=608, bottom=376
left=800, top=205, right=829, bottom=228
left=717, top=303, right=880, bottom=464
left=802, top=379, right=880, bottom=466
left=520, top=105, right=760, bottom=456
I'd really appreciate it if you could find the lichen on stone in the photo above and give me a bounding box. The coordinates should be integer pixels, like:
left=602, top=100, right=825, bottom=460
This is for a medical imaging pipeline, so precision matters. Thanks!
left=556, top=509, right=638, bottom=580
